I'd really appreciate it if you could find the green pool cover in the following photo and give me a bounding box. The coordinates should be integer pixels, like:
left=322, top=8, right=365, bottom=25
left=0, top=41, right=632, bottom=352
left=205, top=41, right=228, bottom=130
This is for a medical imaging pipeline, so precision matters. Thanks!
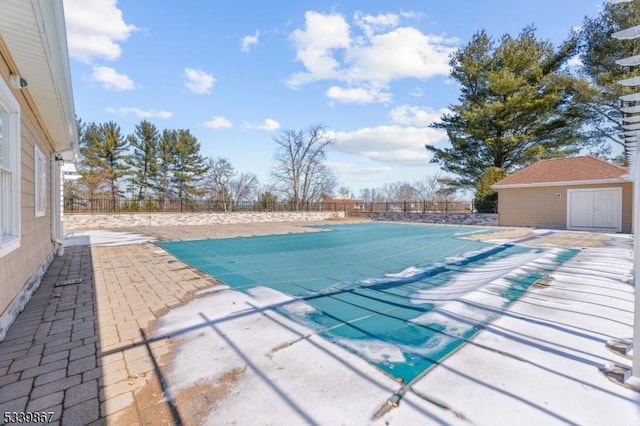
left=158, top=223, right=577, bottom=384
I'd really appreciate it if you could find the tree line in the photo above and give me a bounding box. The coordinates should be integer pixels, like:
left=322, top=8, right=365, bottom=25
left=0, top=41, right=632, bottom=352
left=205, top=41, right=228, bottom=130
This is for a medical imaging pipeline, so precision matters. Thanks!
left=69, top=121, right=345, bottom=211
left=70, top=117, right=459, bottom=213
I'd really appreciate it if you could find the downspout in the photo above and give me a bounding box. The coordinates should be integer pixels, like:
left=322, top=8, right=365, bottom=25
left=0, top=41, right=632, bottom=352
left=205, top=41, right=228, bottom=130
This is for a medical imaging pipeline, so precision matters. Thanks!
left=51, top=151, right=63, bottom=255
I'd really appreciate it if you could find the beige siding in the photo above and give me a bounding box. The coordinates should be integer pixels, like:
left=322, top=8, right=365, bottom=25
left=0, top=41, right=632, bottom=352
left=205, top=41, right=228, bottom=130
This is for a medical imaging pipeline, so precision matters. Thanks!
left=0, top=39, right=55, bottom=320
left=497, top=182, right=633, bottom=233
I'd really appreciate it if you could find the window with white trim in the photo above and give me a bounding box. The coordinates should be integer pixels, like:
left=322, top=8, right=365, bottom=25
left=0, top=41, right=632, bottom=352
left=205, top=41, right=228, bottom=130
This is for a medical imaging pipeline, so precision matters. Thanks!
left=0, top=77, right=21, bottom=257
left=34, top=145, right=46, bottom=217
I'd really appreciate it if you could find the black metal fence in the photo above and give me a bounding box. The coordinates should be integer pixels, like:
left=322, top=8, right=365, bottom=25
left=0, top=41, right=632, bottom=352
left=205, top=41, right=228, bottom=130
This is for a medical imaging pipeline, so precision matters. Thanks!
left=63, top=197, right=479, bottom=214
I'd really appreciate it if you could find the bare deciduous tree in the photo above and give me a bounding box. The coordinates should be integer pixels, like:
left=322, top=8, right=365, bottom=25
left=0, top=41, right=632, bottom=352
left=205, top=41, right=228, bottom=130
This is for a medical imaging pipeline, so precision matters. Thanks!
left=337, top=186, right=352, bottom=199
left=359, top=173, right=459, bottom=203
left=203, top=157, right=259, bottom=211
left=270, top=124, right=336, bottom=209
left=413, top=172, right=455, bottom=202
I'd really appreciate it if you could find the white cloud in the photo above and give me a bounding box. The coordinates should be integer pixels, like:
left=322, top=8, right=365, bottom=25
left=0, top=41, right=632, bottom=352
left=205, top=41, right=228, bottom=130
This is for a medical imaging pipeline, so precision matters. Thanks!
left=399, top=10, right=426, bottom=20
left=286, top=10, right=457, bottom=104
left=241, top=30, right=260, bottom=52
left=326, top=161, right=392, bottom=177
left=353, top=12, right=399, bottom=38
left=106, top=107, right=172, bottom=119
left=345, top=28, right=455, bottom=82
left=257, top=118, right=281, bottom=131
left=327, top=125, right=446, bottom=166
left=89, top=66, right=135, bottom=91
left=390, top=105, right=447, bottom=127
left=243, top=118, right=281, bottom=131
left=326, top=86, right=392, bottom=103
left=287, top=11, right=351, bottom=87
left=63, top=0, right=137, bottom=63
left=184, top=68, right=216, bottom=94
left=204, top=116, right=233, bottom=129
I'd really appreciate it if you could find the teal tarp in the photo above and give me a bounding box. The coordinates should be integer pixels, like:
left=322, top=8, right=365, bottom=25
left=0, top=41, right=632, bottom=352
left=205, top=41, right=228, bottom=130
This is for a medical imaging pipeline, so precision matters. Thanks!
left=159, top=223, right=576, bottom=383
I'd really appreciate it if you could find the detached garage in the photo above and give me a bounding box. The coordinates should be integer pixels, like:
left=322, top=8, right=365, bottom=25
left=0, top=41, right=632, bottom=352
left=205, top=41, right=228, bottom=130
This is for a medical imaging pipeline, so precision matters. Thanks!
left=492, top=156, right=632, bottom=233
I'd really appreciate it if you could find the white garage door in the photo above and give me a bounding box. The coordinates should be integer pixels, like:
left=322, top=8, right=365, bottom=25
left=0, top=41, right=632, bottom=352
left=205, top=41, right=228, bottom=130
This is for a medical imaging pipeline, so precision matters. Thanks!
left=567, top=188, right=622, bottom=232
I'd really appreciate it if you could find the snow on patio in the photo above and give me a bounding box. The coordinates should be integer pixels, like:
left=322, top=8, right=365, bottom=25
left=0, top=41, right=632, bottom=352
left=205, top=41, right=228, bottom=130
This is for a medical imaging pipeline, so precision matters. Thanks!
left=153, top=232, right=640, bottom=425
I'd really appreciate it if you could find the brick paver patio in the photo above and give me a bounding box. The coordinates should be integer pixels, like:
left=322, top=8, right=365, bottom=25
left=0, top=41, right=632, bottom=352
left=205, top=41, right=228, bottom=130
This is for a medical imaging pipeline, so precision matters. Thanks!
left=0, top=242, right=217, bottom=425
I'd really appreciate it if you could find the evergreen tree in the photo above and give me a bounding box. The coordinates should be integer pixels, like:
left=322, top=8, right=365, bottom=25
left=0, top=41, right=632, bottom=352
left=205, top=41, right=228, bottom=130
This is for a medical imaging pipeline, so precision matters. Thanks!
left=156, top=129, right=176, bottom=204
left=427, top=27, right=586, bottom=188
left=258, top=191, right=278, bottom=212
left=126, top=120, right=159, bottom=200
left=172, top=129, right=208, bottom=202
left=577, top=1, right=640, bottom=160
left=101, top=121, right=129, bottom=206
left=474, top=167, right=507, bottom=212
left=77, top=121, right=108, bottom=197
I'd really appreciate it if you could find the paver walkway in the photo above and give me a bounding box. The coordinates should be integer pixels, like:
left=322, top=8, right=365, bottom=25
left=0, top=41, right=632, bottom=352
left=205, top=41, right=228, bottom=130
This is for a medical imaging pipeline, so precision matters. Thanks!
left=0, top=243, right=216, bottom=425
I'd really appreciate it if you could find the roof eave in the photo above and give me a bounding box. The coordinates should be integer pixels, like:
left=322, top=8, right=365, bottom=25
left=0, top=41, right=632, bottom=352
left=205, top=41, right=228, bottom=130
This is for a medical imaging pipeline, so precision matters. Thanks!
left=0, top=0, right=78, bottom=154
left=33, top=0, right=78, bottom=152
left=492, top=177, right=632, bottom=190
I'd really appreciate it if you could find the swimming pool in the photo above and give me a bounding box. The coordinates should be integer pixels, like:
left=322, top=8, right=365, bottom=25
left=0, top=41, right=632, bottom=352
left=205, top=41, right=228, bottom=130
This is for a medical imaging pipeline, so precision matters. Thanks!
left=158, top=223, right=577, bottom=384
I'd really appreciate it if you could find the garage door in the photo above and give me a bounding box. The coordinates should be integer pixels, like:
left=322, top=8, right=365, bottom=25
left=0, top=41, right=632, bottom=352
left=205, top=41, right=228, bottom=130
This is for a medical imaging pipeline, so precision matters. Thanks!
left=567, top=188, right=622, bottom=231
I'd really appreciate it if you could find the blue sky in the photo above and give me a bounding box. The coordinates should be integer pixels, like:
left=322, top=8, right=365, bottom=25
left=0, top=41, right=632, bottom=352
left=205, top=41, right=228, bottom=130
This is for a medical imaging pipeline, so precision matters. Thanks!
left=62, top=0, right=605, bottom=196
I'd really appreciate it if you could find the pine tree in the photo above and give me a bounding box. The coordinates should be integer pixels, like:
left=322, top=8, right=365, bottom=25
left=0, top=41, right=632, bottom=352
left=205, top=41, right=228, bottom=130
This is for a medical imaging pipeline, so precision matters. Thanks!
left=171, top=129, right=208, bottom=203
left=577, top=1, right=640, bottom=160
left=156, top=129, right=176, bottom=206
left=78, top=121, right=108, bottom=197
left=101, top=121, right=129, bottom=207
left=126, top=120, right=159, bottom=201
left=427, top=27, right=586, bottom=188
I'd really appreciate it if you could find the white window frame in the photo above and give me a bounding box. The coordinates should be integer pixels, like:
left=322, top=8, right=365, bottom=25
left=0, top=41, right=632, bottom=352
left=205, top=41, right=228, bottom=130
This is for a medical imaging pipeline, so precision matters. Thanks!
left=34, top=144, right=46, bottom=217
left=0, top=76, right=21, bottom=258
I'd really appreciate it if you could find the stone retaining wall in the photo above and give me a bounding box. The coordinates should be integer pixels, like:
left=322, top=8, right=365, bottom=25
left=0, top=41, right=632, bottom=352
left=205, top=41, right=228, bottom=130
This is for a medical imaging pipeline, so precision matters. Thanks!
left=64, top=211, right=345, bottom=230
left=351, top=212, right=498, bottom=226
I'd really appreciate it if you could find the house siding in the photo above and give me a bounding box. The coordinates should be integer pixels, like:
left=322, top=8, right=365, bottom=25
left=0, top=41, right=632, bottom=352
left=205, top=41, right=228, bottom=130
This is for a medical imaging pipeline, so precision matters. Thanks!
left=0, top=39, right=56, bottom=337
left=497, top=182, right=632, bottom=233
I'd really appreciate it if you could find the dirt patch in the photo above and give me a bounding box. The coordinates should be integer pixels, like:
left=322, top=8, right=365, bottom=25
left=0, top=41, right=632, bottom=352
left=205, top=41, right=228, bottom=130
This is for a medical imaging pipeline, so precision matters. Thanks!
left=532, top=275, right=553, bottom=289
left=173, top=367, right=247, bottom=425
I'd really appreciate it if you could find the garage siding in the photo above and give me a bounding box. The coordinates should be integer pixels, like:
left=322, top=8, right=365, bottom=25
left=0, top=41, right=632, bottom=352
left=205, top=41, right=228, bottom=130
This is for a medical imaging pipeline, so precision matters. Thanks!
left=497, top=182, right=632, bottom=233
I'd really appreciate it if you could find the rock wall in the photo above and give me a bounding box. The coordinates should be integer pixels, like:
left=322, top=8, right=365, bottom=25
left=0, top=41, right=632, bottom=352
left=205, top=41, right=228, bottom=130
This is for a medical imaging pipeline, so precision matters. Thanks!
left=352, top=212, right=498, bottom=226
left=64, top=211, right=345, bottom=230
